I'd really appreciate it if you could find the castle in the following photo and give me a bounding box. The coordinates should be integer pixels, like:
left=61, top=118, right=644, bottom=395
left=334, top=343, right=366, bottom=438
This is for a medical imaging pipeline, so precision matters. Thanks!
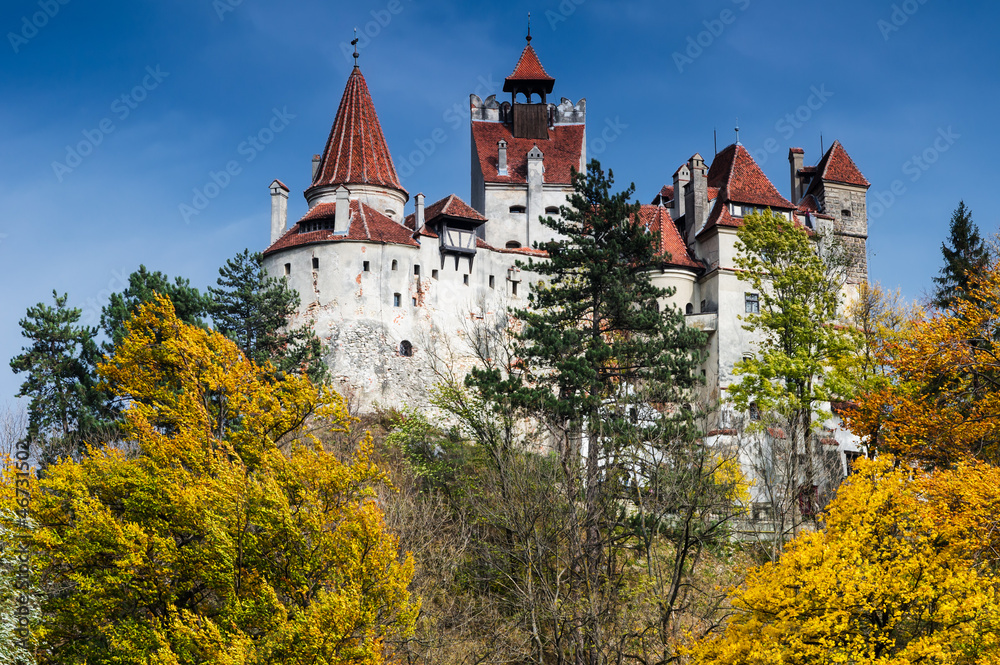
left=261, top=36, right=871, bottom=482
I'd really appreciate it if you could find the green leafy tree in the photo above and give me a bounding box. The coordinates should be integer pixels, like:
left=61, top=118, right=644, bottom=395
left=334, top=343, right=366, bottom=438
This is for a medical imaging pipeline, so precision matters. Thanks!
left=9, top=292, right=111, bottom=466
left=729, top=210, right=856, bottom=545
left=100, top=265, right=212, bottom=347
left=209, top=249, right=325, bottom=383
left=932, top=200, right=991, bottom=309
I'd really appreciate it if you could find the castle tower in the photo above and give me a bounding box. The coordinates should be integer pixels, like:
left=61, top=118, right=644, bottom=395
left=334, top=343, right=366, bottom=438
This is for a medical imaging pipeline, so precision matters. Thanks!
left=794, top=141, right=870, bottom=284
left=470, top=35, right=586, bottom=250
left=305, top=63, right=409, bottom=222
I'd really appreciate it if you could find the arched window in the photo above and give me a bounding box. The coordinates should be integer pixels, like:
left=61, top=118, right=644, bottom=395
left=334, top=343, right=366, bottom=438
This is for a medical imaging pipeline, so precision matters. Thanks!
left=685, top=303, right=694, bottom=315
left=505, top=241, right=521, bottom=249
left=509, top=205, right=526, bottom=214
left=399, top=340, right=413, bottom=357
left=391, top=260, right=398, bottom=271
left=544, top=206, right=559, bottom=215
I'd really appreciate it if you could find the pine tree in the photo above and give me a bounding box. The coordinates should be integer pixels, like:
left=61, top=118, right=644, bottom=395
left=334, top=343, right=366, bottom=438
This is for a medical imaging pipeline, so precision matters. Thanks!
left=209, top=249, right=325, bottom=383
left=100, top=265, right=212, bottom=347
left=932, top=200, right=990, bottom=309
left=10, top=292, right=112, bottom=466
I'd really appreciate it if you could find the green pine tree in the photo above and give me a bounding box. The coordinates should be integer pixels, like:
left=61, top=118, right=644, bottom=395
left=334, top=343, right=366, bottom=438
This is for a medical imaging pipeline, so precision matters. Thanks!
left=209, top=249, right=326, bottom=383
left=932, top=200, right=991, bottom=309
left=10, top=292, right=114, bottom=466
left=100, top=265, right=212, bottom=348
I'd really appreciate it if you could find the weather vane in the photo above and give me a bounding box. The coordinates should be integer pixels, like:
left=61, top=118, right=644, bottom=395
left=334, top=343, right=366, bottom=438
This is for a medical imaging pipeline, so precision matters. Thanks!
left=352, top=28, right=359, bottom=67
left=527, top=12, right=532, bottom=43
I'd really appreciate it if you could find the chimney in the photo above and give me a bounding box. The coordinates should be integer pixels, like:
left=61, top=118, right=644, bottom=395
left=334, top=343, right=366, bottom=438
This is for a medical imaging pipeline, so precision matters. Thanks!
left=497, top=139, right=508, bottom=176
left=788, top=147, right=804, bottom=204
left=312, top=154, right=321, bottom=182
left=335, top=186, right=351, bottom=233
left=269, top=179, right=289, bottom=243
left=526, top=145, right=544, bottom=247
left=673, top=164, right=690, bottom=222
left=415, top=192, right=425, bottom=229
left=684, top=154, right=707, bottom=247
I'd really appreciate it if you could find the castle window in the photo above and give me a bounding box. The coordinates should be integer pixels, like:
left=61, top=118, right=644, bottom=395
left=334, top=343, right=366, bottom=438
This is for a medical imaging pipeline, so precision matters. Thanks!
left=685, top=303, right=694, bottom=315
left=399, top=340, right=413, bottom=357
left=393, top=293, right=401, bottom=307
left=745, top=293, right=759, bottom=314
left=842, top=209, right=852, bottom=218
left=284, top=263, right=291, bottom=277
left=463, top=274, right=469, bottom=286
left=312, top=257, right=319, bottom=270
left=391, top=260, right=398, bottom=271
left=509, top=205, right=526, bottom=214
left=544, top=206, right=559, bottom=215
left=505, top=241, right=521, bottom=249
left=414, top=265, right=420, bottom=276
left=432, top=269, right=439, bottom=279
left=700, top=299, right=707, bottom=313
left=489, top=275, right=495, bottom=289
left=412, top=297, right=417, bottom=306
left=512, top=281, right=519, bottom=296
left=363, top=260, right=370, bottom=272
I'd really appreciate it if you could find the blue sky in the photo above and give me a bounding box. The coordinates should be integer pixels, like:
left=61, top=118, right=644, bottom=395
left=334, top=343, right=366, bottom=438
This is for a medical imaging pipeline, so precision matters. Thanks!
left=1, top=0, right=997, bottom=403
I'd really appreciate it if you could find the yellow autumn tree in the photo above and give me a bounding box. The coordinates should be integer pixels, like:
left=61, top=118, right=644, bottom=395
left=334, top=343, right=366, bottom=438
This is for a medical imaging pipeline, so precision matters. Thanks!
left=847, top=264, right=1000, bottom=466
left=28, top=296, right=417, bottom=664
left=686, top=456, right=1000, bottom=664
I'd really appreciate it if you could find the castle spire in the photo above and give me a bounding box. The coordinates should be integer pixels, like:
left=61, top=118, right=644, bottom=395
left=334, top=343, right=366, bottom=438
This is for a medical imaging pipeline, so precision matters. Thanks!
left=351, top=28, right=359, bottom=68
left=307, top=65, right=407, bottom=199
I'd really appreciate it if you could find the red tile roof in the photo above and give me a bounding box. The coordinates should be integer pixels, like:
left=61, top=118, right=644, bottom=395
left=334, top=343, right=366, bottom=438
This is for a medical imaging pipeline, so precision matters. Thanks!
left=636, top=205, right=700, bottom=269
left=308, top=67, right=406, bottom=198
left=698, top=198, right=741, bottom=238
left=263, top=199, right=418, bottom=256
left=472, top=121, right=584, bottom=185
left=813, top=140, right=870, bottom=188
left=504, top=43, right=555, bottom=84
left=423, top=194, right=487, bottom=224
left=707, top=144, right=794, bottom=209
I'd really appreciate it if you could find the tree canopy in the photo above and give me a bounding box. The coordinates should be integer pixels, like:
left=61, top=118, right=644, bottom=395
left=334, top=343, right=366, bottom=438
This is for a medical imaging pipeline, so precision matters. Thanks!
left=932, top=200, right=991, bottom=310
left=22, top=296, right=416, bottom=664
left=686, top=456, right=1000, bottom=664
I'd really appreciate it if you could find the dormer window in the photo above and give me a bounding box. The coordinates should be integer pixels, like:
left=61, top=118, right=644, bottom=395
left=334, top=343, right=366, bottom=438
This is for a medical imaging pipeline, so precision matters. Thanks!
left=509, top=205, right=526, bottom=214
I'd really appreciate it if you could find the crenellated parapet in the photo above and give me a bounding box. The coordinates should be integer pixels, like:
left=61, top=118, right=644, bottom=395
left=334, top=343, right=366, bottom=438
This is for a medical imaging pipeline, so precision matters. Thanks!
left=470, top=94, right=586, bottom=126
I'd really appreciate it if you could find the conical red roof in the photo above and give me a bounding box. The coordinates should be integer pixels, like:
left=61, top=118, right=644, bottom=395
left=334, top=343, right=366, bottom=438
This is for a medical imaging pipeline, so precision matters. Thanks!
left=707, top=144, right=794, bottom=209
left=503, top=41, right=555, bottom=94
left=309, top=67, right=406, bottom=195
left=816, top=140, right=870, bottom=188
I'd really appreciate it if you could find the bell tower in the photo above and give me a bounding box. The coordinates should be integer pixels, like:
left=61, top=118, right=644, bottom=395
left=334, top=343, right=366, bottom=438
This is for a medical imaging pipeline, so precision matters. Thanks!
left=502, top=26, right=555, bottom=141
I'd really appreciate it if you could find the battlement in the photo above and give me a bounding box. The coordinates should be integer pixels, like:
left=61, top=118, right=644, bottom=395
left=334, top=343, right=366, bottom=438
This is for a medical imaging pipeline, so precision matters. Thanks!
left=470, top=94, right=586, bottom=125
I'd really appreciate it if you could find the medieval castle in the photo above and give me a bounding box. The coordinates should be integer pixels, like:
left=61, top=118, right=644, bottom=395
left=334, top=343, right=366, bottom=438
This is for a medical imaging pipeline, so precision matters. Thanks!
left=260, top=36, right=871, bottom=481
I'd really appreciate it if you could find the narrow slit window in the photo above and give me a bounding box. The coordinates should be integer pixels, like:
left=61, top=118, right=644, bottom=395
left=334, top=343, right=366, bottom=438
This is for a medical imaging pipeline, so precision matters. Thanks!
left=391, top=260, right=398, bottom=271
left=312, top=257, right=319, bottom=270
left=489, top=275, right=495, bottom=289
left=414, top=265, right=420, bottom=276
left=363, top=261, right=370, bottom=272
left=284, top=263, right=291, bottom=276
left=463, top=274, right=469, bottom=286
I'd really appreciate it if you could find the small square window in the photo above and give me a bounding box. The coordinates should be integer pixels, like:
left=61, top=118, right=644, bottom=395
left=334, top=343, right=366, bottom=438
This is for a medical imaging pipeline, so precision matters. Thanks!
left=745, top=293, right=760, bottom=314
left=489, top=275, right=495, bottom=289
left=363, top=261, right=370, bottom=272
left=463, top=274, right=469, bottom=286
left=284, top=263, right=291, bottom=276
left=393, top=293, right=401, bottom=307
left=431, top=269, right=439, bottom=279
left=312, top=257, right=319, bottom=270
left=414, top=265, right=420, bottom=276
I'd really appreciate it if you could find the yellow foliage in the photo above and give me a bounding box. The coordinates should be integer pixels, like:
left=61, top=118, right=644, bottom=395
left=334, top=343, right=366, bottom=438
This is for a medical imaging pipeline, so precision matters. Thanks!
left=686, top=457, right=1000, bottom=664
left=29, top=297, right=417, bottom=664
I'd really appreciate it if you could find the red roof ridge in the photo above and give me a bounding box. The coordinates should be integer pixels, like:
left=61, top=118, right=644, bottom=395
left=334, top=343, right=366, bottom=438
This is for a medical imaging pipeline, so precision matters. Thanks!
left=308, top=67, right=407, bottom=197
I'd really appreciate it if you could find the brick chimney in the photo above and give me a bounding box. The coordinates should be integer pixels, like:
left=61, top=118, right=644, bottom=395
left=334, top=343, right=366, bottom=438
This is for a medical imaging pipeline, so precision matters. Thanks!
left=269, top=179, right=289, bottom=243
left=526, top=145, right=544, bottom=247
left=673, top=163, right=690, bottom=222
left=683, top=154, right=707, bottom=246
left=788, top=147, right=804, bottom=204
left=498, top=139, right=508, bottom=176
